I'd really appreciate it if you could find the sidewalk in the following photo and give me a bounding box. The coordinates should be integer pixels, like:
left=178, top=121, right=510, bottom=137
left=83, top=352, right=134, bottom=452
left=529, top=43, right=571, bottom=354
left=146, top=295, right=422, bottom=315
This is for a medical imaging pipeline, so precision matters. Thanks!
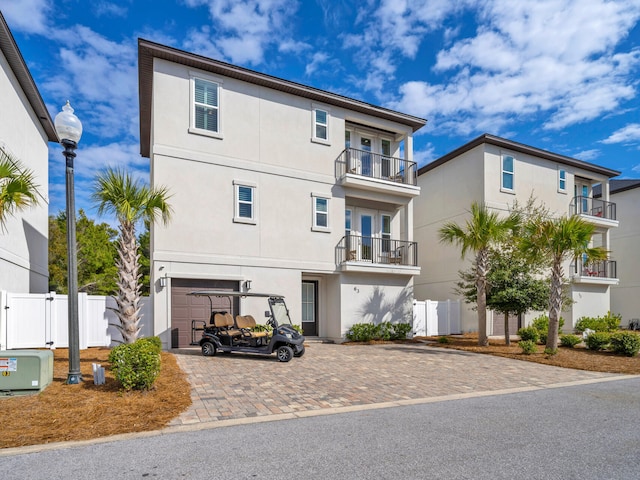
left=169, top=342, right=618, bottom=426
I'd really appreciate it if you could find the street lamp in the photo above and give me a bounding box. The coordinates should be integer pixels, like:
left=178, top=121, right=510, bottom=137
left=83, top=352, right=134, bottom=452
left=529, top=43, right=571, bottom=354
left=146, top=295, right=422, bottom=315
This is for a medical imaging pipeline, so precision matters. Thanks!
left=54, top=101, right=83, bottom=384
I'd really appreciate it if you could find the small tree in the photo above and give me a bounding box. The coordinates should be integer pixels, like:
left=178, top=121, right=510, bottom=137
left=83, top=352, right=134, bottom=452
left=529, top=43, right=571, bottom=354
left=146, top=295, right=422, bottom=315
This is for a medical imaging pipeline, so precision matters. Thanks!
left=0, top=148, right=40, bottom=230
left=92, top=168, right=172, bottom=344
left=520, top=215, right=608, bottom=352
left=440, top=202, right=520, bottom=346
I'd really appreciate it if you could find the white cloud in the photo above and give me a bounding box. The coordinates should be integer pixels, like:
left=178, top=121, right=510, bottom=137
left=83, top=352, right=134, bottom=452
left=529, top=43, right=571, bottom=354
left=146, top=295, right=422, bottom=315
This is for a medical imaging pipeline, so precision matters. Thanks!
left=413, top=142, right=437, bottom=168
left=602, top=123, right=640, bottom=144
left=305, top=52, right=329, bottom=76
left=573, top=149, right=600, bottom=161
left=93, top=1, right=128, bottom=17
left=1, top=0, right=51, bottom=34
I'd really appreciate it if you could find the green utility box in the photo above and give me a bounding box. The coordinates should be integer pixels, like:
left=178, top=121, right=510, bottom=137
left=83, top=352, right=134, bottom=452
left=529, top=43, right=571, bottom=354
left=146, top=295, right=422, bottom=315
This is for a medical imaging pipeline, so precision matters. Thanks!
left=0, top=350, right=54, bottom=395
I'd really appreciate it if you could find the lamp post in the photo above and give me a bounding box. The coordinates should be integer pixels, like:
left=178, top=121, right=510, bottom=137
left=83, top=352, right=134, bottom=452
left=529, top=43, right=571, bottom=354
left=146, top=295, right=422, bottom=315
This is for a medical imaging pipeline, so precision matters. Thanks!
left=54, top=101, right=83, bottom=384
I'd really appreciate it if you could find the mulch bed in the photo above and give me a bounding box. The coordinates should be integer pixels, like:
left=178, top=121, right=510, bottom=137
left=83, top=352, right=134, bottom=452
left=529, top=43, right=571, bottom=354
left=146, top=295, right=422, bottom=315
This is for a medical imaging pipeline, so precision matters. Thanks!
left=0, top=348, right=192, bottom=449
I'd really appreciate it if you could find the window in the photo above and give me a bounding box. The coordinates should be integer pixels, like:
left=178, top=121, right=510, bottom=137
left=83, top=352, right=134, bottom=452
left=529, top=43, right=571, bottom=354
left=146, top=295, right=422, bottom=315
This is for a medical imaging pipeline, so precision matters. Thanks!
left=190, top=74, right=223, bottom=138
left=558, top=168, right=567, bottom=193
left=345, top=209, right=352, bottom=236
left=381, top=139, right=391, bottom=178
left=233, top=181, right=256, bottom=224
left=501, top=154, right=514, bottom=192
left=311, top=105, right=330, bottom=144
left=312, top=193, right=330, bottom=232
left=381, top=214, right=391, bottom=253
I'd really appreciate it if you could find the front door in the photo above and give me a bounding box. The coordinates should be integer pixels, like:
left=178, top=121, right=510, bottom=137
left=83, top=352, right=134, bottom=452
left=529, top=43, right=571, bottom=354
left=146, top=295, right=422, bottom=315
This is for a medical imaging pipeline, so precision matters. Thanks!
left=360, top=213, right=374, bottom=261
left=302, top=280, right=318, bottom=336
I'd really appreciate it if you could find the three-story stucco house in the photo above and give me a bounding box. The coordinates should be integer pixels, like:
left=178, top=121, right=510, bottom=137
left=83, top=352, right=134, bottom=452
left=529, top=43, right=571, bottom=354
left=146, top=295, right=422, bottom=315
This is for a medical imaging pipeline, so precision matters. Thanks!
left=138, top=39, right=426, bottom=347
left=414, top=134, right=620, bottom=335
left=595, top=179, right=640, bottom=328
left=0, top=12, right=56, bottom=294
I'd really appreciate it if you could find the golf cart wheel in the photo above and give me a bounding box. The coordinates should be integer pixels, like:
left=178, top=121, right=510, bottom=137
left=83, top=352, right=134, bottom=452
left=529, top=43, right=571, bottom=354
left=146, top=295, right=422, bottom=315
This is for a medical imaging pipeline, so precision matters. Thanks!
left=276, top=345, right=294, bottom=362
left=202, top=341, right=217, bottom=357
left=294, top=346, right=305, bottom=357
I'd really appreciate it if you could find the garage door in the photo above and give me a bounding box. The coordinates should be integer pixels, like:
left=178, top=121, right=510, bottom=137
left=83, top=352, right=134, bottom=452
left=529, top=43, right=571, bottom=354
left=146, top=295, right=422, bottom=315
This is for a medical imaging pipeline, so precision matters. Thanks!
left=492, top=312, right=521, bottom=337
left=170, top=279, right=239, bottom=348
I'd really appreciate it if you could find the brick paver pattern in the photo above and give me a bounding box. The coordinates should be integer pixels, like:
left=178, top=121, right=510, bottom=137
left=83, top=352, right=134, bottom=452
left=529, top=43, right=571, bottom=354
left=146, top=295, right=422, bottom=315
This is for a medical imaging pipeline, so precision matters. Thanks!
left=169, top=343, right=614, bottom=426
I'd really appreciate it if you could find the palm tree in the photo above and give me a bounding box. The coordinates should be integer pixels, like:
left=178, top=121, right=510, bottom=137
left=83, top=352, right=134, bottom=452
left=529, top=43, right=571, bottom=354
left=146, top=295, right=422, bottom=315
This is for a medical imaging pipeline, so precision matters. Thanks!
left=439, top=202, right=520, bottom=346
left=92, top=168, right=172, bottom=343
left=520, top=215, right=607, bottom=352
left=0, top=148, right=40, bottom=230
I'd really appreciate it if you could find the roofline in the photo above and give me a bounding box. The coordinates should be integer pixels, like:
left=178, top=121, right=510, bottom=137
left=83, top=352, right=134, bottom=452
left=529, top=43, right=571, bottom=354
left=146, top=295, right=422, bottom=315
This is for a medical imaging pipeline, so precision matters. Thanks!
left=138, top=38, right=427, bottom=158
left=418, top=133, right=621, bottom=178
left=187, top=290, right=284, bottom=299
left=609, top=179, right=640, bottom=195
left=0, top=13, right=57, bottom=143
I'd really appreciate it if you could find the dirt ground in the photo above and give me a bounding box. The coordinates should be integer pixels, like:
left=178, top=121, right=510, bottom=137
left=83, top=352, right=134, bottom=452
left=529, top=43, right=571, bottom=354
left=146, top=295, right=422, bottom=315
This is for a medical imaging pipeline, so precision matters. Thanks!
left=421, top=334, right=640, bottom=375
left=0, top=348, right=192, bottom=449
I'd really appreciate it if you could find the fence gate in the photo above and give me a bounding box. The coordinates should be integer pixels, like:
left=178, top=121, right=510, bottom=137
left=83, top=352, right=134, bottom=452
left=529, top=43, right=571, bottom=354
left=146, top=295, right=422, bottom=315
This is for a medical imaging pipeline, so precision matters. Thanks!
left=413, top=300, right=461, bottom=336
left=4, top=292, right=55, bottom=350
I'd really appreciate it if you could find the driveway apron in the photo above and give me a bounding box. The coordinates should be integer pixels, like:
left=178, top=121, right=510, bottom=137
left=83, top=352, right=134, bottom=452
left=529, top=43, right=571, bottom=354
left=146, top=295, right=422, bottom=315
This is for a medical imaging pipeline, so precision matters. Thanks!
left=169, top=343, right=618, bottom=426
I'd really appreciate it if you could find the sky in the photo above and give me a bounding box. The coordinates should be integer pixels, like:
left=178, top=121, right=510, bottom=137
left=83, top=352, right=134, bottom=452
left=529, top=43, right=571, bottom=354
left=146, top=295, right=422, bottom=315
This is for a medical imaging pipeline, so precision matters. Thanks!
left=2, top=0, right=640, bottom=219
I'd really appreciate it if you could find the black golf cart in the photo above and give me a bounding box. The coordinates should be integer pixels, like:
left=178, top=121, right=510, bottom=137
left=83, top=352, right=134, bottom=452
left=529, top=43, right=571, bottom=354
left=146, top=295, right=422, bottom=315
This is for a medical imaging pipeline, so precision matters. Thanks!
left=188, top=290, right=305, bottom=362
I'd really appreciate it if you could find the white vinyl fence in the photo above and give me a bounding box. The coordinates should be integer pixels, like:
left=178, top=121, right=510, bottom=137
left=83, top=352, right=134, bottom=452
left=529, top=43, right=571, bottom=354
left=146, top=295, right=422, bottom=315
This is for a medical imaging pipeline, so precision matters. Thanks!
left=0, top=291, right=152, bottom=350
left=413, top=299, right=461, bottom=336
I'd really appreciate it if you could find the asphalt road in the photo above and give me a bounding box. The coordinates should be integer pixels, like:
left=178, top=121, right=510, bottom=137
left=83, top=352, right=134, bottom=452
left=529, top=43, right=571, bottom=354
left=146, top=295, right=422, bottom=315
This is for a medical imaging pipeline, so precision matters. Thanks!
left=1, top=377, right=639, bottom=479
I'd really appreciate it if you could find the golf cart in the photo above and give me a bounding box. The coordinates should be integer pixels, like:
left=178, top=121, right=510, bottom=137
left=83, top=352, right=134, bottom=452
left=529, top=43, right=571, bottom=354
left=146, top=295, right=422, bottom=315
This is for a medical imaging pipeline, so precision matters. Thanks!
left=188, top=290, right=305, bottom=362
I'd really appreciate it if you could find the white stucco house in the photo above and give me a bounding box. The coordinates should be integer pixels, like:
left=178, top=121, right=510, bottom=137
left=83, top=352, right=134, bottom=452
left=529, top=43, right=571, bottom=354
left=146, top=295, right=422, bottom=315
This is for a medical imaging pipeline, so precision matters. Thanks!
left=414, top=134, right=620, bottom=334
left=137, top=39, right=426, bottom=347
left=595, top=179, right=640, bottom=327
left=0, top=12, right=56, bottom=293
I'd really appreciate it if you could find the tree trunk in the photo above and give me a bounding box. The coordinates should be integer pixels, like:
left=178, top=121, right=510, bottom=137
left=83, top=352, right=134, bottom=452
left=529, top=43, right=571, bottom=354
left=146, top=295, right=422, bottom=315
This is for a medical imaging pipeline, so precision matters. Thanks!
left=476, top=249, right=489, bottom=346
left=546, top=258, right=564, bottom=352
left=504, top=311, right=510, bottom=346
left=112, top=221, right=142, bottom=344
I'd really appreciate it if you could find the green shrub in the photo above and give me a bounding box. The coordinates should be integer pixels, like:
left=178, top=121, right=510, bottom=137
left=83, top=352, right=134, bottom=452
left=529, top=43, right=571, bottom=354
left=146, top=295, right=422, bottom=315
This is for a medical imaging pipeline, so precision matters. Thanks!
left=575, top=312, right=621, bottom=333
left=438, top=336, right=450, bottom=344
left=291, top=324, right=303, bottom=334
left=345, top=322, right=412, bottom=342
left=584, top=332, right=611, bottom=351
left=544, top=347, right=557, bottom=356
left=560, top=334, right=582, bottom=348
left=531, top=315, right=565, bottom=334
left=609, top=332, right=640, bottom=357
left=108, top=339, right=162, bottom=391
left=539, top=333, right=547, bottom=345
left=517, top=326, right=539, bottom=343
left=518, top=340, right=537, bottom=355
left=137, top=336, right=162, bottom=353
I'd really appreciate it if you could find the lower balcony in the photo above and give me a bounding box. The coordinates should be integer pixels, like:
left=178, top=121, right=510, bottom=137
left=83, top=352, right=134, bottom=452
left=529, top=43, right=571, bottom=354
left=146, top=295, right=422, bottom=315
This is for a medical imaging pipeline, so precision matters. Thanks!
left=336, top=235, right=420, bottom=275
left=571, top=260, right=619, bottom=285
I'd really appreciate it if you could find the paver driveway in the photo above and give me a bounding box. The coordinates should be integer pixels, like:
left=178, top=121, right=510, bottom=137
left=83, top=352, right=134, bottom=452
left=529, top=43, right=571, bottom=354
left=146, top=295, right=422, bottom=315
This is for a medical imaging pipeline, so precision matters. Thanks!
left=169, top=342, right=619, bottom=427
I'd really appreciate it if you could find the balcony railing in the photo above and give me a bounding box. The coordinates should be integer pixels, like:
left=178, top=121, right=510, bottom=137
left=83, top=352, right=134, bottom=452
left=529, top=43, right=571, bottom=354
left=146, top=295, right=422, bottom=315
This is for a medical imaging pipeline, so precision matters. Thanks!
left=571, top=196, right=617, bottom=221
left=335, top=148, right=417, bottom=186
left=573, top=260, right=617, bottom=279
left=337, top=235, right=418, bottom=267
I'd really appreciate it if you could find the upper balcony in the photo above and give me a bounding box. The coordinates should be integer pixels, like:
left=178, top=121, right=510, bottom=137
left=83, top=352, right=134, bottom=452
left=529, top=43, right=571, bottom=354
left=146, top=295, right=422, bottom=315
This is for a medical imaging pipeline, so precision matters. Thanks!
left=336, top=235, right=420, bottom=275
left=570, top=196, right=618, bottom=229
left=335, top=148, right=420, bottom=198
left=571, top=259, right=619, bottom=285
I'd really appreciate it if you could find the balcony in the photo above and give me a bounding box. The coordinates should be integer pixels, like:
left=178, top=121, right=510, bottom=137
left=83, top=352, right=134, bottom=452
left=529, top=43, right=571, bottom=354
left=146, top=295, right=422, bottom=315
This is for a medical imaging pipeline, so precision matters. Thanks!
left=337, top=235, right=419, bottom=275
left=571, top=196, right=618, bottom=228
left=336, top=148, right=419, bottom=197
left=572, top=260, right=619, bottom=285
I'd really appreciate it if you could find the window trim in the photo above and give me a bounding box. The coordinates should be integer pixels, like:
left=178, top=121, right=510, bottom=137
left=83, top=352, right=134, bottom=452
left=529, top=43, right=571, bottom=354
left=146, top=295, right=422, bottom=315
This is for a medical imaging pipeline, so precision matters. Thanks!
left=501, top=153, right=515, bottom=193
left=311, top=104, right=330, bottom=146
left=233, top=180, right=256, bottom=225
left=311, top=192, right=331, bottom=233
left=558, top=167, right=567, bottom=194
left=189, top=72, right=223, bottom=140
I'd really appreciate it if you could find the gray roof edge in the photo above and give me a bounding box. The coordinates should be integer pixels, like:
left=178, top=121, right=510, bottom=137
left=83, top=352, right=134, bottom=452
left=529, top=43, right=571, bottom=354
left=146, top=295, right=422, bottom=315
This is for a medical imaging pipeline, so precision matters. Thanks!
left=0, top=13, right=57, bottom=143
left=418, top=133, right=621, bottom=178
left=138, top=38, right=426, bottom=158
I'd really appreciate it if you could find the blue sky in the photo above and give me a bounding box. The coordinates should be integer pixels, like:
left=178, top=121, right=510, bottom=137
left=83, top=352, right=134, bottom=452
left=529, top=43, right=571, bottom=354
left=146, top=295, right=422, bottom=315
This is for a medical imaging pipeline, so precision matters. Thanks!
left=3, top=0, right=640, bottom=218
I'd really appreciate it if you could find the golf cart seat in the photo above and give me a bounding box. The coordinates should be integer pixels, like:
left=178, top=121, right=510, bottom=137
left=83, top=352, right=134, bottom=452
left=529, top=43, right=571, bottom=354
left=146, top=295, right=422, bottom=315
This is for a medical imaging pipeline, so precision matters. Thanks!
left=213, top=313, right=241, bottom=337
left=236, top=315, right=269, bottom=338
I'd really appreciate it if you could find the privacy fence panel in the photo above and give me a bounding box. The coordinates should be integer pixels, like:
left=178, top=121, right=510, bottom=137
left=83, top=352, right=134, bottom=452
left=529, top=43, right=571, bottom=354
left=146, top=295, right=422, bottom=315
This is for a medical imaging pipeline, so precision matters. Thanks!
left=413, top=299, right=461, bottom=336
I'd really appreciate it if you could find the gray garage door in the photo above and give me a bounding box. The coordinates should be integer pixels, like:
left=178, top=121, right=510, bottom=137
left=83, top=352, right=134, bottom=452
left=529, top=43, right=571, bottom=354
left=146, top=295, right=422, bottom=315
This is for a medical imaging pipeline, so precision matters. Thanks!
left=492, top=312, right=522, bottom=337
left=170, top=279, right=239, bottom=348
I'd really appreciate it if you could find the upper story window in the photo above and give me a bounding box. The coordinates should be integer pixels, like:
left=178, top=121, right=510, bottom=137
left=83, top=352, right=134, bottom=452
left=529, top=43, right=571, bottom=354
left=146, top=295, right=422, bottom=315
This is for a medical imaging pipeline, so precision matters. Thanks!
left=311, top=193, right=330, bottom=232
left=501, top=154, right=515, bottom=192
left=190, top=74, right=223, bottom=139
left=381, top=214, right=391, bottom=253
left=311, top=105, right=330, bottom=145
left=558, top=168, right=567, bottom=193
left=233, top=181, right=256, bottom=224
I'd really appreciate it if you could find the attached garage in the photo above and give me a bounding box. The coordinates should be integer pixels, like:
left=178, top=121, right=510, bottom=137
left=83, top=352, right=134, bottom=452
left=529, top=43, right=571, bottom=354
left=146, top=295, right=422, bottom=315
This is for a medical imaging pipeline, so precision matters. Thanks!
left=170, top=279, right=239, bottom=347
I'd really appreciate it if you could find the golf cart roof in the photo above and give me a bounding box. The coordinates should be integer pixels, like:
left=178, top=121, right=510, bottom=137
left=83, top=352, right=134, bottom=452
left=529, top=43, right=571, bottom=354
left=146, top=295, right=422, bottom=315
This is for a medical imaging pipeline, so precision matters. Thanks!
left=188, top=290, right=284, bottom=299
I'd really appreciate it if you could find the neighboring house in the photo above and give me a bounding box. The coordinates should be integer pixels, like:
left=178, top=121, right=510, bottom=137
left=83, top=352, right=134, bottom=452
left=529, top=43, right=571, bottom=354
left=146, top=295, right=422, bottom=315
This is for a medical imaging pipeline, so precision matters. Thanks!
left=414, top=134, right=620, bottom=334
left=0, top=13, right=56, bottom=293
left=595, top=179, right=640, bottom=327
left=137, top=39, right=426, bottom=347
